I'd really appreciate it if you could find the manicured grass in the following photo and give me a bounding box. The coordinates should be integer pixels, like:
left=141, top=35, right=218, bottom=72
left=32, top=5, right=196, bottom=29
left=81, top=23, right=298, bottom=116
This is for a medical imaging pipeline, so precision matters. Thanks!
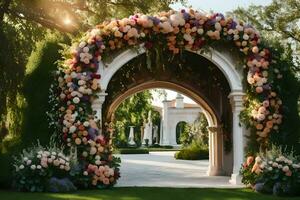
left=1, top=187, right=300, bottom=200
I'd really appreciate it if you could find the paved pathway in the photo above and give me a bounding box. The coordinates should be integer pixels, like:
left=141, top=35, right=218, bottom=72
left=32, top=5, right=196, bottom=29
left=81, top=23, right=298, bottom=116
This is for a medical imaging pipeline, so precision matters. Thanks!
left=115, top=151, right=240, bottom=188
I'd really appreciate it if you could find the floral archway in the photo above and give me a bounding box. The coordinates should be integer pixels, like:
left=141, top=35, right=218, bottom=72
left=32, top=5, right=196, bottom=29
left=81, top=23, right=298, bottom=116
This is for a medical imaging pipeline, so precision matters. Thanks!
left=50, top=9, right=283, bottom=188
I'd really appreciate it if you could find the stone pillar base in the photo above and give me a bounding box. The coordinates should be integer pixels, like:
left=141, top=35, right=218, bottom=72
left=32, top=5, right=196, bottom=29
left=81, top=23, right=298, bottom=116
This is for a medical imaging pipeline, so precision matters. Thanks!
left=207, top=167, right=225, bottom=176
left=229, top=173, right=242, bottom=185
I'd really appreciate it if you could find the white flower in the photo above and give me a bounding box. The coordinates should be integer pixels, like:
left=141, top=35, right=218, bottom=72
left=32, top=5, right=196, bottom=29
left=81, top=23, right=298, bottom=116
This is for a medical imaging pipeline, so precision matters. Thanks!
left=255, top=156, right=262, bottom=163
left=23, top=157, right=28, bottom=162
left=65, top=165, right=71, bottom=171
left=73, top=97, right=80, bottom=104
left=26, top=160, right=32, bottom=165
left=83, top=171, right=88, bottom=176
left=214, top=22, right=221, bottom=31
left=19, top=164, right=25, bottom=170
left=78, top=80, right=86, bottom=86
left=82, top=46, right=89, bottom=53
left=83, top=121, right=90, bottom=127
left=243, top=34, right=249, bottom=40
left=197, top=28, right=204, bottom=35
left=31, top=165, right=36, bottom=170
left=278, top=164, right=283, bottom=169
left=53, top=159, right=60, bottom=166
left=37, top=165, right=42, bottom=169
left=236, top=25, right=243, bottom=31
left=48, top=158, right=53, bottom=163
left=60, top=165, right=65, bottom=169
left=79, top=41, right=86, bottom=48
left=272, top=162, right=279, bottom=168
left=82, top=151, right=88, bottom=157
left=183, top=34, right=194, bottom=43
left=140, top=32, right=145, bottom=37
left=79, top=52, right=93, bottom=64
left=95, top=160, right=101, bottom=165
left=268, top=167, right=273, bottom=171
left=170, top=13, right=185, bottom=27
left=160, top=21, right=173, bottom=33
left=282, top=166, right=289, bottom=172
left=37, top=154, right=42, bottom=159
left=71, top=72, right=77, bottom=78
left=95, top=155, right=101, bottom=160
left=51, top=152, right=57, bottom=156
left=69, top=125, right=77, bottom=133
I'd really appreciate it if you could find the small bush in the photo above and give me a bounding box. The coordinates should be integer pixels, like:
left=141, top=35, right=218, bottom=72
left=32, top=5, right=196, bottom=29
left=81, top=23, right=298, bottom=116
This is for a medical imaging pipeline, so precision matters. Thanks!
left=115, top=148, right=149, bottom=154
left=175, top=148, right=208, bottom=160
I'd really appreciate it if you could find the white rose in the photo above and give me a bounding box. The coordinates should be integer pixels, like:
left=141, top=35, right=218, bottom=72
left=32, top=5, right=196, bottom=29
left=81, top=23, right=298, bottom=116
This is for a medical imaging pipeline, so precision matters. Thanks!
left=95, top=160, right=101, bottom=165
left=69, top=125, right=77, bottom=133
left=30, top=165, right=36, bottom=170
left=60, top=165, right=65, bottom=169
left=83, top=121, right=90, bottom=127
left=82, top=151, right=88, bottom=157
left=197, top=28, right=204, bottom=35
left=268, top=167, right=273, bottom=171
left=23, top=157, right=28, bottom=162
left=37, top=165, right=42, bottom=169
left=70, top=72, right=77, bottom=79
left=53, top=159, right=60, bottom=166
left=83, top=46, right=89, bottom=53
left=37, top=154, right=42, bottom=159
left=282, top=166, right=289, bottom=172
left=79, top=41, right=86, bottom=48
left=214, top=22, right=221, bottom=31
left=65, top=165, right=70, bottom=171
left=83, top=171, right=88, bottom=176
left=95, top=155, right=101, bottom=160
left=19, top=165, right=25, bottom=170
left=243, top=34, right=249, bottom=40
left=26, top=160, right=32, bottom=165
left=73, top=97, right=80, bottom=104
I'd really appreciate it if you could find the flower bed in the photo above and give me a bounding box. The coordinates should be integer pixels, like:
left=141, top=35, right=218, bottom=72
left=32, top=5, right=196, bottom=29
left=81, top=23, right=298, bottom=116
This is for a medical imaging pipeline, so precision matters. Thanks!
left=241, top=147, right=300, bottom=196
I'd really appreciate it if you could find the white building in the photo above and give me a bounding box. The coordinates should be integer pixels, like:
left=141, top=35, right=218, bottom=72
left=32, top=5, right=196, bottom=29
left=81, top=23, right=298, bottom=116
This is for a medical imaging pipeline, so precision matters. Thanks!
left=154, top=93, right=202, bottom=146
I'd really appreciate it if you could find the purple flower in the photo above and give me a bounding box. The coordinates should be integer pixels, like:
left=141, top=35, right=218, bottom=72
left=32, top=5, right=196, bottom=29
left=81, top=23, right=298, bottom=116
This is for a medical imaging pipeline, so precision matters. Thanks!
left=183, top=12, right=190, bottom=21
left=149, top=16, right=160, bottom=25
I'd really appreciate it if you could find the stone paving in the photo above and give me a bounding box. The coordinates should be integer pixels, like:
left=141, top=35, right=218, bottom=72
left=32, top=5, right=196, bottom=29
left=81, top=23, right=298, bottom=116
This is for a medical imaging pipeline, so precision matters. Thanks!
left=115, top=151, right=242, bottom=188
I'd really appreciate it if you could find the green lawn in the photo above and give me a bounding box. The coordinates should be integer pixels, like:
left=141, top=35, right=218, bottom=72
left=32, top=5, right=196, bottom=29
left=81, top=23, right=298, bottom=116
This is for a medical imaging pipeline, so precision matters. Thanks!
left=1, top=187, right=300, bottom=200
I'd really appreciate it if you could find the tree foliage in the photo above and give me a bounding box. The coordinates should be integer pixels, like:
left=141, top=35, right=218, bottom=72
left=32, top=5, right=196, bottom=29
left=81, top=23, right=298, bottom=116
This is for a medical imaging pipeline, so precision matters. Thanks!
left=113, top=91, right=160, bottom=147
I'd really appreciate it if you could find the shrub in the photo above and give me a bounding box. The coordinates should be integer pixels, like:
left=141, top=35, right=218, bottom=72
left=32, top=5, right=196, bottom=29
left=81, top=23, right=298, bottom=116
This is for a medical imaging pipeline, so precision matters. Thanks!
left=175, top=148, right=208, bottom=160
left=241, top=146, right=300, bottom=196
left=115, top=148, right=149, bottom=154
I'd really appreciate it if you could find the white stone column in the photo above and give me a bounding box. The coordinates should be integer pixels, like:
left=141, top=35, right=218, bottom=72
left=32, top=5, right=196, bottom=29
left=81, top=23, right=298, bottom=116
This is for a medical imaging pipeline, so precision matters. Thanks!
left=207, top=126, right=224, bottom=176
left=91, top=92, right=107, bottom=135
left=228, top=91, right=245, bottom=185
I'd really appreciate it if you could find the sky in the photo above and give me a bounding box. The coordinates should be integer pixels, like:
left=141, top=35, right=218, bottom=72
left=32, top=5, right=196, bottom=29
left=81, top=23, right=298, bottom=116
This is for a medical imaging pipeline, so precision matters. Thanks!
left=152, top=0, right=273, bottom=107
left=171, top=0, right=272, bottom=13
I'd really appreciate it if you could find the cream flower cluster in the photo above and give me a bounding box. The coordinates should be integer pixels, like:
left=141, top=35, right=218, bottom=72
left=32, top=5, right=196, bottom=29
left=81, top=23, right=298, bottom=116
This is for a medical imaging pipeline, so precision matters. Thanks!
left=16, top=151, right=70, bottom=172
left=251, top=155, right=300, bottom=177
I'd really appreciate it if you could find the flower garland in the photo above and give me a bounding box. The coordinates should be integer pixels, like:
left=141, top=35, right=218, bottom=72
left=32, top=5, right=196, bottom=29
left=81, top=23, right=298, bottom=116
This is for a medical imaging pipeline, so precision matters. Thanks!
left=55, top=9, right=282, bottom=187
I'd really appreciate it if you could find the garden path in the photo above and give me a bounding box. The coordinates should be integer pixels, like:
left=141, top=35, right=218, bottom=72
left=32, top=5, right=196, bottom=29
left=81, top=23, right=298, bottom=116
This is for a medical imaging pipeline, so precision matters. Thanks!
left=115, top=151, right=242, bottom=188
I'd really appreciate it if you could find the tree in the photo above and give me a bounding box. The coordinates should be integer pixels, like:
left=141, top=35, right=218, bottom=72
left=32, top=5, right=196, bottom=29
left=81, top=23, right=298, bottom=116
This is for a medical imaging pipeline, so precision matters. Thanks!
left=113, top=90, right=160, bottom=147
left=231, top=0, right=300, bottom=74
left=231, top=1, right=300, bottom=152
left=0, top=0, right=186, bottom=141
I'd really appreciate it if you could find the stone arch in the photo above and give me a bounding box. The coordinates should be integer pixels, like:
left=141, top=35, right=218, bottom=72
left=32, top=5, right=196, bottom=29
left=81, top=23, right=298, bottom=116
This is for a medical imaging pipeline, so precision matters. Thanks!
left=98, top=46, right=243, bottom=93
left=94, top=49, right=246, bottom=182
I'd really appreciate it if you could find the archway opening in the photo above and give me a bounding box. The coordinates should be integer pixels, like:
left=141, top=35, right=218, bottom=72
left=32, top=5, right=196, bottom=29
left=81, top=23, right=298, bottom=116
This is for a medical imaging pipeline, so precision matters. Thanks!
left=100, top=50, right=236, bottom=186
